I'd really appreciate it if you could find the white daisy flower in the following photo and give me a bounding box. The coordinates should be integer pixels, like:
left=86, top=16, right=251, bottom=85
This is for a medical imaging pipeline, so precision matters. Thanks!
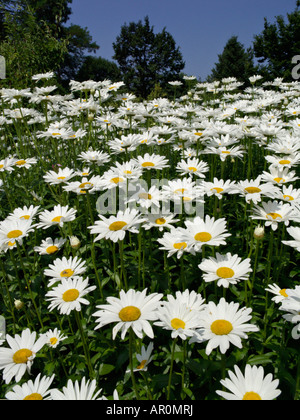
left=265, top=283, right=289, bottom=304
left=36, top=205, right=77, bottom=229
left=43, top=328, right=67, bottom=348
left=34, top=237, right=66, bottom=255
left=6, top=205, right=40, bottom=222
left=77, top=149, right=110, bottom=166
left=0, top=217, right=35, bottom=248
left=154, top=299, right=202, bottom=340
left=261, top=166, right=299, bottom=185
left=190, top=298, right=259, bottom=355
left=93, top=288, right=163, bottom=339
left=63, top=175, right=103, bottom=195
left=282, top=226, right=300, bottom=252
left=232, top=176, right=280, bottom=204
left=0, top=329, right=46, bottom=384
left=157, top=228, right=194, bottom=259
left=50, top=377, right=104, bottom=400
left=176, top=157, right=209, bottom=178
left=131, top=342, right=154, bottom=372
left=44, top=256, right=87, bottom=286
left=265, top=153, right=300, bottom=169
left=14, top=157, right=38, bottom=169
left=180, top=215, right=231, bottom=252
left=43, top=167, right=76, bottom=185
left=216, top=364, right=281, bottom=400
left=88, top=208, right=145, bottom=243
left=250, top=200, right=297, bottom=231
left=201, top=178, right=236, bottom=200
left=45, top=276, right=96, bottom=315
left=142, top=212, right=180, bottom=231
left=198, top=252, right=252, bottom=288
left=5, top=373, right=55, bottom=400
left=134, top=153, right=170, bottom=171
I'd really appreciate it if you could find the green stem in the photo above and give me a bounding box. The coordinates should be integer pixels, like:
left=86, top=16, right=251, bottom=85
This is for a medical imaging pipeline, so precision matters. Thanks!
left=129, top=328, right=139, bottom=399
left=75, top=311, right=94, bottom=379
left=167, top=337, right=177, bottom=400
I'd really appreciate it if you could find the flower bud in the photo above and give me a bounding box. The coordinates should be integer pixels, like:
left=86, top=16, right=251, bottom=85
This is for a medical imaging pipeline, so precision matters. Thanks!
left=14, top=299, right=24, bottom=310
left=69, top=236, right=81, bottom=249
left=254, top=225, right=265, bottom=240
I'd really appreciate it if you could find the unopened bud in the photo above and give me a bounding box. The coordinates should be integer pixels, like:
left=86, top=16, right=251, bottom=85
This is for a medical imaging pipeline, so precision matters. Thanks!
left=69, top=236, right=81, bottom=249
left=254, top=225, right=265, bottom=240
left=14, top=299, right=24, bottom=310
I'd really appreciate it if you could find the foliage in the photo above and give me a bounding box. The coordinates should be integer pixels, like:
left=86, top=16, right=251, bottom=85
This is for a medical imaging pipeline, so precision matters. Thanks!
left=208, top=36, right=257, bottom=85
left=76, top=55, right=121, bottom=83
left=113, top=16, right=185, bottom=98
left=0, top=4, right=68, bottom=88
left=253, top=1, right=300, bottom=80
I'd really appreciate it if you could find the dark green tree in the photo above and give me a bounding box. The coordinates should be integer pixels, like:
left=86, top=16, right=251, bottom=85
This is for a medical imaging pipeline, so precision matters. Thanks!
left=76, top=55, right=121, bottom=82
left=208, top=36, right=257, bottom=84
left=0, top=0, right=68, bottom=87
left=0, top=0, right=99, bottom=87
left=112, top=16, right=185, bottom=98
left=253, top=1, right=300, bottom=80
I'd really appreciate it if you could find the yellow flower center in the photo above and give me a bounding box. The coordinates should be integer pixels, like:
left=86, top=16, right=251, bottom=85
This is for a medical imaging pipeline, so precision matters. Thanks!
left=280, top=289, right=288, bottom=297
left=62, top=288, right=79, bottom=302
left=20, top=215, right=30, bottom=220
left=194, top=232, right=212, bottom=242
left=23, top=393, right=43, bottom=401
left=52, top=133, right=61, bottom=136
left=15, top=159, right=26, bottom=166
left=110, top=177, right=124, bottom=184
left=283, top=194, right=294, bottom=201
left=13, top=348, right=33, bottom=364
left=7, top=230, right=23, bottom=239
left=273, top=177, right=285, bottom=183
left=119, top=306, right=141, bottom=322
left=46, top=245, right=59, bottom=254
left=171, top=318, right=186, bottom=330
left=194, top=132, right=203, bottom=136
left=221, top=151, right=231, bottom=154
left=57, top=176, right=66, bottom=180
left=173, top=242, right=187, bottom=250
left=52, top=216, right=62, bottom=223
left=0, top=164, right=3, bottom=169
left=188, top=166, right=197, bottom=172
left=109, top=221, right=127, bottom=231
left=124, top=170, right=132, bottom=174
left=50, top=337, right=58, bottom=346
left=155, top=217, right=166, bottom=225
left=139, top=192, right=152, bottom=200
left=210, top=319, right=233, bottom=335
left=216, top=267, right=235, bottom=278
left=175, top=188, right=187, bottom=194
left=79, top=182, right=92, bottom=189
left=141, top=161, right=155, bottom=167
left=211, top=187, right=224, bottom=194
left=244, top=187, right=261, bottom=194
left=242, top=392, right=262, bottom=400
left=136, top=360, right=147, bottom=370
left=266, top=212, right=282, bottom=220
left=279, top=160, right=291, bottom=165
left=60, top=269, right=74, bottom=278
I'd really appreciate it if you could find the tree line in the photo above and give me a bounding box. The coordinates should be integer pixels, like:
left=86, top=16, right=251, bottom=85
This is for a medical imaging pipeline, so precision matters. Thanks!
left=1, top=0, right=300, bottom=97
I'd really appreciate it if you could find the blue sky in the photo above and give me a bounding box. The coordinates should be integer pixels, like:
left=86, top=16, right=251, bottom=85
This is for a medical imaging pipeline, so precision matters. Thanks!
left=68, top=0, right=298, bottom=80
